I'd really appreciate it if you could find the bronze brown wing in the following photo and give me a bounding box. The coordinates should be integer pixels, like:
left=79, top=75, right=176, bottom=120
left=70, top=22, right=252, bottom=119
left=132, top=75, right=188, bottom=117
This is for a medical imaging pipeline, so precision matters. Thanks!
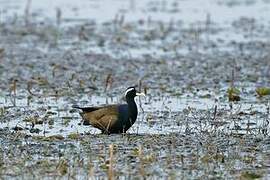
left=80, top=105, right=119, bottom=133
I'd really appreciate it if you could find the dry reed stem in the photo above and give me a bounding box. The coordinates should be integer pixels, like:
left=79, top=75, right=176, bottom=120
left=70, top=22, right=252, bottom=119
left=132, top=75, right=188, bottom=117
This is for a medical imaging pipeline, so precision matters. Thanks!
left=108, top=144, right=114, bottom=180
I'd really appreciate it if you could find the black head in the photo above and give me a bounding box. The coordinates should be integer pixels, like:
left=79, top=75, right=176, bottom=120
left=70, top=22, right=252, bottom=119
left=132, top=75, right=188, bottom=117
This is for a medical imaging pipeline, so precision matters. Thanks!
left=124, top=87, right=145, bottom=100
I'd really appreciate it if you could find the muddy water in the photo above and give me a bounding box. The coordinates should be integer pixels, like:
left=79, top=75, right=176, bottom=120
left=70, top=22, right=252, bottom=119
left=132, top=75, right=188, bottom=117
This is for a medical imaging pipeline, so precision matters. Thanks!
left=0, top=92, right=268, bottom=136
left=0, top=0, right=270, bottom=179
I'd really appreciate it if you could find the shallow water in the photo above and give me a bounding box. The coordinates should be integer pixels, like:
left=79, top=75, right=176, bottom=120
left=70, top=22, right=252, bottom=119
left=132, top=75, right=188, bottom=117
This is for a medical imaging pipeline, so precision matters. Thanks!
left=0, top=89, right=269, bottom=137
left=0, top=0, right=270, bottom=179
left=2, top=0, right=270, bottom=24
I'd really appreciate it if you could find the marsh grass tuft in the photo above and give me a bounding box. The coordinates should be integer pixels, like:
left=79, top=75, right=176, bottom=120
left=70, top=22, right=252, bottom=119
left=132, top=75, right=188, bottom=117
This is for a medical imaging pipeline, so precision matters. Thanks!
left=57, top=159, right=68, bottom=176
left=256, top=87, right=270, bottom=97
left=108, top=144, right=114, bottom=180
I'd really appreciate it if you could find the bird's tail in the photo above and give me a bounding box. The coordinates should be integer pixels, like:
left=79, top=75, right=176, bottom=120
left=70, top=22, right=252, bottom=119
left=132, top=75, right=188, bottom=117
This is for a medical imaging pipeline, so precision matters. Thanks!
left=72, top=105, right=86, bottom=124
left=72, top=105, right=82, bottom=109
left=72, top=105, right=99, bottom=112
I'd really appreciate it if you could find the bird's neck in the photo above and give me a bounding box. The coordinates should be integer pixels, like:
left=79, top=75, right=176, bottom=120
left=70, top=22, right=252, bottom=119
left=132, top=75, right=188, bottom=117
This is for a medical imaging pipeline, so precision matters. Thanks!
left=126, top=98, right=138, bottom=123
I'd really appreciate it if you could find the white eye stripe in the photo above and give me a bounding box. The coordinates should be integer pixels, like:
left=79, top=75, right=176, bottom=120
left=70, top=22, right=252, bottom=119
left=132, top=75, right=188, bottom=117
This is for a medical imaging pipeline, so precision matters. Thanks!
left=125, top=88, right=135, bottom=96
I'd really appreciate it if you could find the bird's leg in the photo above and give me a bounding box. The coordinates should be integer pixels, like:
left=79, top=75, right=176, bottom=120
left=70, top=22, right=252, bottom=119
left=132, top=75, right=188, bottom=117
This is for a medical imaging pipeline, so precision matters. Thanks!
left=122, top=125, right=127, bottom=134
left=101, top=130, right=110, bottom=134
left=106, top=118, right=112, bottom=133
left=83, top=120, right=90, bottom=125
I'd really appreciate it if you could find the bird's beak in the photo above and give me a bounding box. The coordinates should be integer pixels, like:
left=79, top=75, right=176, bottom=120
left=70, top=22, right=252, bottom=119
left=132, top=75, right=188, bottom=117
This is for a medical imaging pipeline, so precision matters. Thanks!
left=136, top=92, right=146, bottom=96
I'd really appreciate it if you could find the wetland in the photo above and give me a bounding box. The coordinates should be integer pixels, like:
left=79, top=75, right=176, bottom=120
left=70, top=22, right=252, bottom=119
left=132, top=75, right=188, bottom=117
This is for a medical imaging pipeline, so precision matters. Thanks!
left=0, top=0, right=270, bottom=179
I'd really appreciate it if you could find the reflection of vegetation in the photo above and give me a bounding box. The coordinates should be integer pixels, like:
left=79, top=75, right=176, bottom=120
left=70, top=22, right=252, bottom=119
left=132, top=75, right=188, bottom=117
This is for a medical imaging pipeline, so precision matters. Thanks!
left=0, top=0, right=270, bottom=179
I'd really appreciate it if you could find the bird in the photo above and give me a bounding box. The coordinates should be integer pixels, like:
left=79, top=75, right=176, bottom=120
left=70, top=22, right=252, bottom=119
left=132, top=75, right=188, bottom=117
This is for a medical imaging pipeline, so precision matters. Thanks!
left=73, top=87, right=145, bottom=134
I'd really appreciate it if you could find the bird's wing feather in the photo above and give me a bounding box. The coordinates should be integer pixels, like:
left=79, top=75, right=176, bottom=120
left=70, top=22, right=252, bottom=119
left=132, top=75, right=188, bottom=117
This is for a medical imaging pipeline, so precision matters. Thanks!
left=82, top=105, right=119, bottom=132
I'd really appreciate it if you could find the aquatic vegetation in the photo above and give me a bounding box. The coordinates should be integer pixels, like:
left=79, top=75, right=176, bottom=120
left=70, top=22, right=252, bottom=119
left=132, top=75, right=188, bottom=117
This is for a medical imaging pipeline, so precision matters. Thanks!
left=227, top=87, right=241, bottom=101
left=0, top=0, right=269, bottom=179
left=57, top=159, right=69, bottom=176
left=256, top=87, right=270, bottom=97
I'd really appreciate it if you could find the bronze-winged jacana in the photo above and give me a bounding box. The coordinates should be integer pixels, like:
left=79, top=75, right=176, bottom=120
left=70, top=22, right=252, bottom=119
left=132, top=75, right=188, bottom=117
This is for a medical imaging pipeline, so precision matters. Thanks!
left=73, top=87, right=145, bottom=134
